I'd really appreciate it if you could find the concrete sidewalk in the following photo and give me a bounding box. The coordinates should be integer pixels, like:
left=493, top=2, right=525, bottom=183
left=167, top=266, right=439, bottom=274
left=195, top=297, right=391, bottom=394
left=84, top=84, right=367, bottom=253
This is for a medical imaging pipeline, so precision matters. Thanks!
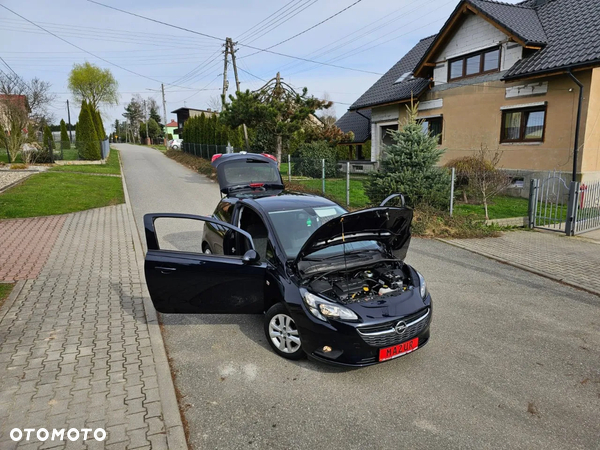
left=442, top=229, right=600, bottom=296
left=0, top=205, right=185, bottom=449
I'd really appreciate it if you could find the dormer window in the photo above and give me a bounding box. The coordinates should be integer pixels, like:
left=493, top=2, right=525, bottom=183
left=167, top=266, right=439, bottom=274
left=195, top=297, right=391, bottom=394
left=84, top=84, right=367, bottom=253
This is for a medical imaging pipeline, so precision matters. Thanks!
left=448, top=47, right=501, bottom=81
left=394, top=72, right=413, bottom=84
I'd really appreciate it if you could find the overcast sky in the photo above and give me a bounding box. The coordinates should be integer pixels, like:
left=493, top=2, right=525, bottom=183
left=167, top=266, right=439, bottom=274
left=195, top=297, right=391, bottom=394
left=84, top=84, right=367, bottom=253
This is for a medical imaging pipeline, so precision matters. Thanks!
left=0, top=0, right=522, bottom=130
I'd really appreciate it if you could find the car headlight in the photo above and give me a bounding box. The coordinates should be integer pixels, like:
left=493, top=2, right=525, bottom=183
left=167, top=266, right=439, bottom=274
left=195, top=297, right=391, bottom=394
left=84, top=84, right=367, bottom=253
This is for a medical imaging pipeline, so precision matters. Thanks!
left=301, top=290, right=358, bottom=322
left=417, top=272, right=428, bottom=299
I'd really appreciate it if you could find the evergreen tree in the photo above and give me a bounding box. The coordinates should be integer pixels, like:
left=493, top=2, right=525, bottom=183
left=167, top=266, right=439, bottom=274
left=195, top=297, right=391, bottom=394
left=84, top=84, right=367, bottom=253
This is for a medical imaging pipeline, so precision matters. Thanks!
left=77, top=100, right=101, bottom=160
left=366, top=103, right=450, bottom=209
left=43, top=125, right=55, bottom=150
left=60, top=119, right=70, bottom=149
left=198, top=113, right=207, bottom=144
left=91, top=107, right=105, bottom=141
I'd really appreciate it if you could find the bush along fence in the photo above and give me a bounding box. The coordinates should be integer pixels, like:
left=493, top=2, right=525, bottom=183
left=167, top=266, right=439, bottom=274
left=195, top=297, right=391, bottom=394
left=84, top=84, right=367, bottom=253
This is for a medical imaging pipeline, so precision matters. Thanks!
left=5, top=138, right=109, bottom=164
left=181, top=142, right=242, bottom=160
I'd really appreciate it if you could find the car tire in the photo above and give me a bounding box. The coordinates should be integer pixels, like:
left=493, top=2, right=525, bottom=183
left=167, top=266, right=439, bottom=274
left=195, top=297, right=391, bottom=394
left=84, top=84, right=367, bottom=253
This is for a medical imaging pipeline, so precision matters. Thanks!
left=264, top=303, right=305, bottom=360
left=202, top=242, right=212, bottom=254
left=172, top=145, right=180, bottom=150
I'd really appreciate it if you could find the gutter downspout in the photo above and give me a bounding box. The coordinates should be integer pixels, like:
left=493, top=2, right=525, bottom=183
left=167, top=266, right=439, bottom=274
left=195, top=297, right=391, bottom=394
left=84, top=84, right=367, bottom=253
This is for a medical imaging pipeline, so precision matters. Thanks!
left=568, top=69, right=584, bottom=182
left=355, top=110, right=371, bottom=139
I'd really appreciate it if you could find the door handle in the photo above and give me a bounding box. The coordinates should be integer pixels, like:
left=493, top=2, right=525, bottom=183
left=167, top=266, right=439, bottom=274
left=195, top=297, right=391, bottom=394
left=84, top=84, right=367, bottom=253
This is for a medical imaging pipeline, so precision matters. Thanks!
left=155, top=266, right=176, bottom=274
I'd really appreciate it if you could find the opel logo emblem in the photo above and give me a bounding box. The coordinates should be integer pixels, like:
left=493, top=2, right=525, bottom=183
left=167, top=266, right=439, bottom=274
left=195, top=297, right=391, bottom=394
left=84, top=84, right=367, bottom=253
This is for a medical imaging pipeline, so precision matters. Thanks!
left=395, top=321, right=407, bottom=334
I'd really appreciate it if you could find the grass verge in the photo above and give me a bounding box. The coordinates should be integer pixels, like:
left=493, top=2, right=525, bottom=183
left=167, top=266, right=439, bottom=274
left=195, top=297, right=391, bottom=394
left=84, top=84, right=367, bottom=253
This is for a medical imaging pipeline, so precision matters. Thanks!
left=0, top=169, right=124, bottom=219
left=453, top=195, right=529, bottom=220
left=152, top=145, right=168, bottom=153
left=165, top=149, right=215, bottom=177
left=0, top=283, right=14, bottom=309
left=50, top=149, right=121, bottom=175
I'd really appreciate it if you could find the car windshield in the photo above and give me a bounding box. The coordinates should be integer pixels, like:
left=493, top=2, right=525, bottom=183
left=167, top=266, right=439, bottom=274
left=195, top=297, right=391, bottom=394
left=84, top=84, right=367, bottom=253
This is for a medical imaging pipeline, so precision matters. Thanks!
left=268, top=205, right=380, bottom=259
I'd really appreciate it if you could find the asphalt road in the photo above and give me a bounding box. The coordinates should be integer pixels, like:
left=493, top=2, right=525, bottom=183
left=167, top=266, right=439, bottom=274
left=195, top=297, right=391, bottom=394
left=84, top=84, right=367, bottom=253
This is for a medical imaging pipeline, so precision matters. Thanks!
left=117, top=144, right=600, bottom=450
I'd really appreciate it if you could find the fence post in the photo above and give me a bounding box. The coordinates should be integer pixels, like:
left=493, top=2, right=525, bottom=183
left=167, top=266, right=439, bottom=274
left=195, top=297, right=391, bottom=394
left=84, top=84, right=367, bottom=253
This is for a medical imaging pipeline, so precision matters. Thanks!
left=288, top=154, right=291, bottom=183
left=449, top=167, right=455, bottom=216
left=48, top=136, right=54, bottom=164
left=322, top=159, right=325, bottom=194
left=565, top=181, right=579, bottom=236
left=528, top=179, right=538, bottom=228
left=346, top=162, right=350, bottom=207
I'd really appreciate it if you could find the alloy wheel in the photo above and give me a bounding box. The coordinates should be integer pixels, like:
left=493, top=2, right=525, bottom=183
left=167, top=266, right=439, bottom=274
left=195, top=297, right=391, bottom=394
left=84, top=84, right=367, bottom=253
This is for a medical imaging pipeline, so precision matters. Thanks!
left=268, top=313, right=301, bottom=354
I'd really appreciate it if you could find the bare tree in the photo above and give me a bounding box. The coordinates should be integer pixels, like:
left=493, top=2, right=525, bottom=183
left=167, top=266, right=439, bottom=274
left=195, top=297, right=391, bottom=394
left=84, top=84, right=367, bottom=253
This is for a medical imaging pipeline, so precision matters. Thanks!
left=122, top=94, right=145, bottom=144
left=207, top=95, right=222, bottom=112
left=0, top=72, right=55, bottom=161
left=317, top=92, right=337, bottom=126
left=458, top=146, right=513, bottom=220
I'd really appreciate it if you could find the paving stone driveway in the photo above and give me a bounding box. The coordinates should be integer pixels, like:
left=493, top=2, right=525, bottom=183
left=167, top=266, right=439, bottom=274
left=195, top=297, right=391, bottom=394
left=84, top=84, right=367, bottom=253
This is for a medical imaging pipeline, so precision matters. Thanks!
left=443, top=229, right=600, bottom=294
left=0, top=205, right=177, bottom=449
left=0, top=215, right=65, bottom=282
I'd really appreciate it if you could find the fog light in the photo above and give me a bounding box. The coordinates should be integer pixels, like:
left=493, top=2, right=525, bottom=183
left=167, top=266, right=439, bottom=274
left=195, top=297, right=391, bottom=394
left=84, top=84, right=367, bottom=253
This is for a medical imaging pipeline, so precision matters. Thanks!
left=322, top=346, right=332, bottom=353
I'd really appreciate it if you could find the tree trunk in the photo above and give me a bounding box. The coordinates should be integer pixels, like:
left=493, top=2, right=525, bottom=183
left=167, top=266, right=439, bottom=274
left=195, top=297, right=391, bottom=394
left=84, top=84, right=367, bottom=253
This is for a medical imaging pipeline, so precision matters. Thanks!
left=276, top=134, right=282, bottom=166
left=462, top=190, right=468, bottom=203
left=483, top=198, right=489, bottom=221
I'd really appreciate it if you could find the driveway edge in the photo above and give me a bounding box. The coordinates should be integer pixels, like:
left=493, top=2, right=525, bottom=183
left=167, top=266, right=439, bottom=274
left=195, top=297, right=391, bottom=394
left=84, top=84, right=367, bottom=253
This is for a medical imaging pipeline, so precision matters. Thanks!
left=437, top=238, right=600, bottom=297
left=0, top=280, right=25, bottom=323
left=119, top=155, right=188, bottom=450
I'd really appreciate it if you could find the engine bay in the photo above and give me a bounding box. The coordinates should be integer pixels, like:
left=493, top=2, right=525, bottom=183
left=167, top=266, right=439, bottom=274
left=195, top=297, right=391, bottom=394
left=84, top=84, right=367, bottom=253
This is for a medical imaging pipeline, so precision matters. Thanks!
left=308, top=263, right=413, bottom=304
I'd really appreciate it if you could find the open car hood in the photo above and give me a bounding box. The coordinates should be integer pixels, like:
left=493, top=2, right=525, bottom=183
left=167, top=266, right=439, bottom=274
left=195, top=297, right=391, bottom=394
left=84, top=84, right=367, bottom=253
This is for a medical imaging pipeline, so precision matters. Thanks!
left=212, top=153, right=284, bottom=195
left=294, top=206, right=413, bottom=263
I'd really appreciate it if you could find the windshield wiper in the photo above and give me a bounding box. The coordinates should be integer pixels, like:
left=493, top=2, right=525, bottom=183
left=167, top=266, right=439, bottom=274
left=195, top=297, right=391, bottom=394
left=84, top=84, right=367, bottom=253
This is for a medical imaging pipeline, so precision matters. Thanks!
left=303, top=249, right=376, bottom=262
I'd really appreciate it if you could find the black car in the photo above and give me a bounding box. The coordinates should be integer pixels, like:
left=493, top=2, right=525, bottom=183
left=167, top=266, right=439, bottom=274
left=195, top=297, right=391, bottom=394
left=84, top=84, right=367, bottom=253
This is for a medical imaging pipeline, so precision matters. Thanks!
left=143, top=153, right=432, bottom=366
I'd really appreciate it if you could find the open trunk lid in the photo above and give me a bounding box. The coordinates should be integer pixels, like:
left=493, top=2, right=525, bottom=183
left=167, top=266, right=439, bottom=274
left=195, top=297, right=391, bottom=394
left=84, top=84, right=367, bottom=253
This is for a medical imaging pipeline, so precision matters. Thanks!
left=211, top=153, right=284, bottom=195
left=294, top=206, right=412, bottom=263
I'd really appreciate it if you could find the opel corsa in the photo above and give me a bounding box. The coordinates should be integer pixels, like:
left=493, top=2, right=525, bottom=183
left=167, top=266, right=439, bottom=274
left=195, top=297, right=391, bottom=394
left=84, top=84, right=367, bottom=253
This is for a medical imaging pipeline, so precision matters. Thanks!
left=143, top=153, right=432, bottom=366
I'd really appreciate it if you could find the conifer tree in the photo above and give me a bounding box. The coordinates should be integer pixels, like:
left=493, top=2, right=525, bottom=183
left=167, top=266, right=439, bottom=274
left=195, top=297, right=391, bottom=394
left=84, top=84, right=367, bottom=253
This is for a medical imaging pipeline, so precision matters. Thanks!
left=77, top=100, right=101, bottom=160
left=366, top=102, right=450, bottom=209
left=60, top=119, right=70, bottom=149
left=43, top=125, right=55, bottom=151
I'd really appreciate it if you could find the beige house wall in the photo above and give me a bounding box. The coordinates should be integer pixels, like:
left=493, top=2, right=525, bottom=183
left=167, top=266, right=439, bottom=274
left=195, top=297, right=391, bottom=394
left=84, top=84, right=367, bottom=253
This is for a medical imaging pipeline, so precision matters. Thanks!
left=409, top=70, right=596, bottom=179
left=581, top=67, right=600, bottom=181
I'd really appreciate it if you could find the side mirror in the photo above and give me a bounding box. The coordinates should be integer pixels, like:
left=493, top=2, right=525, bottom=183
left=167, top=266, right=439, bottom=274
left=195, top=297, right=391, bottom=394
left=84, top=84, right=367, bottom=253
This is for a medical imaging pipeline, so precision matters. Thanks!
left=242, top=249, right=260, bottom=265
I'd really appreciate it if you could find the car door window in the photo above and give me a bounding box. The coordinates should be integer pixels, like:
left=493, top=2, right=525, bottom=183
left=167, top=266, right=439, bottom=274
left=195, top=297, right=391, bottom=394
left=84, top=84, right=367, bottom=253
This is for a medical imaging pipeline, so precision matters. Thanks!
left=153, top=216, right=250, bottom=257
left=238, top=207, right=270, bottom=261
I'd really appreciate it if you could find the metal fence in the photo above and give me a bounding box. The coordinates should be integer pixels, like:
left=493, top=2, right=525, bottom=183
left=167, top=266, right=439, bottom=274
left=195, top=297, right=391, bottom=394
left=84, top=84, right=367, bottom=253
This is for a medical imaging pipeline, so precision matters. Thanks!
left=528, top=173, right=600, bottom=236
left=4, top=140, right=109, bottom=164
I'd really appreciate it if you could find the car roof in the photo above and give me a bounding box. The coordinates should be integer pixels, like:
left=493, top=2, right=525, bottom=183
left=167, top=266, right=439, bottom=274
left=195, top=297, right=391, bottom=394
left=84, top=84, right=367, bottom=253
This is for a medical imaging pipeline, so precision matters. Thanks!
left=229, top=190, right=342, bottom=213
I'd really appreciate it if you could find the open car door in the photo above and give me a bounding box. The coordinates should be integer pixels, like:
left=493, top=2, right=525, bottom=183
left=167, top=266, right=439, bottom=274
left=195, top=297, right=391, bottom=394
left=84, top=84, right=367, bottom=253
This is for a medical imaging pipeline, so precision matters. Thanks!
left=144, top=213, right=265, bottom=314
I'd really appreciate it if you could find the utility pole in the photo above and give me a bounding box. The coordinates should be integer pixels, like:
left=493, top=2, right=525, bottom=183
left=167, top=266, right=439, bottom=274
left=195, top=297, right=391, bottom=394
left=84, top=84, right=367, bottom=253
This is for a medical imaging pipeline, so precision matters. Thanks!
left=66, top=100, right=73, bottom=143
left=161, top=83, right=168, bottom=146
left=221, top=38, right=230, bottom=112
left=143, top=99, right=149, bottom=145
left=228, top=39, right=250, bottom=150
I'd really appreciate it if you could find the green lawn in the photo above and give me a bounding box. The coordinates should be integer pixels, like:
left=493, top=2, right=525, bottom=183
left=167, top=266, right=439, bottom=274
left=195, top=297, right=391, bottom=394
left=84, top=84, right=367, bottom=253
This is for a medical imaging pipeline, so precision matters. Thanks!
left=453, top=195, right=530, bottom=220
left=50, top=150, right=121, bottom=175
left=0, top=151, right=23, bottom=163
left=0, top=171, right=124, bottom=219
left=0, top=283, right=14, bottom=307
left=293, top=178, right=370, bottom=208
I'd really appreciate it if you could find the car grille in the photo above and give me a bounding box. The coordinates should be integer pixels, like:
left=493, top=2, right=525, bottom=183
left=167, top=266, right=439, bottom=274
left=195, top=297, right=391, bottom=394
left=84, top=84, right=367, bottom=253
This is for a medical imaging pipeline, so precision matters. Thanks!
left=357, top=307, right=430, bottom=347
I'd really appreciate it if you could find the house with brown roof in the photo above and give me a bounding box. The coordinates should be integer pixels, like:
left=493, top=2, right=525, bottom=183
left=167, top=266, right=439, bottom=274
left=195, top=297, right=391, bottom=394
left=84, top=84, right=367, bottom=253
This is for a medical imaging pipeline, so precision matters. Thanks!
left=344, top=0, right=600, bottom=187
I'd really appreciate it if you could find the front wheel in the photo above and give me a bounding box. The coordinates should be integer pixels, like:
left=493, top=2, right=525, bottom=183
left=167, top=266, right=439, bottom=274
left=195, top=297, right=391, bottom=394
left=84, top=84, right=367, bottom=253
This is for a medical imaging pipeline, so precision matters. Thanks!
left=264, top=303, right=304, bottom=360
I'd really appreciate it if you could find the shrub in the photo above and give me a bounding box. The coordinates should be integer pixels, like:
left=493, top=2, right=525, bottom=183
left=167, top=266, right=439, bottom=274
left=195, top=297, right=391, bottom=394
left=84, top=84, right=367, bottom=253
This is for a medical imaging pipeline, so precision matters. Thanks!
left=10, top=163, right=28, bottom=170
left=411, top=205, right=501, bottom=239
left=43, top=125, right=55, bottom=151
left=366, top=103, right=450, bottom=209
left=60, top=119, right=70, bottom=150
left=167, top=133, right=173, bottom=140
left=295, top=141, right=338, bottom=178
left=77, top=100, right=101, bottom=160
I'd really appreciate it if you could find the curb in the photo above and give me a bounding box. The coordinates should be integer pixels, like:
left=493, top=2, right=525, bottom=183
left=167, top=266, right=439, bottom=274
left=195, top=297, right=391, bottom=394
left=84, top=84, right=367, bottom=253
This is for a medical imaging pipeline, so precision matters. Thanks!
left=118, top=153, right=188, bottom=450
left=437, top=238, right=600, bottom=298
left=0, top=280, right=26, bottom=324
left=0, top=173, right=34, bottom=194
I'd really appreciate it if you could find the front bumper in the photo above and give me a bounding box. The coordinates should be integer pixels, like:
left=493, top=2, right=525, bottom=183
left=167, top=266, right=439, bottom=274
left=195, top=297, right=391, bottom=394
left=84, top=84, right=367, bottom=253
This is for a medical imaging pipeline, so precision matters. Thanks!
left=293, top=296, right=432, bottom=367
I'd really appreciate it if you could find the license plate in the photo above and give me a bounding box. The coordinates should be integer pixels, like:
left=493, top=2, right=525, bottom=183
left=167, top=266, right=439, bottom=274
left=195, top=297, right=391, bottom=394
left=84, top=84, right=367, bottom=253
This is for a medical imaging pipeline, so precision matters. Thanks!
left=379, top=337, right=419, bottom=362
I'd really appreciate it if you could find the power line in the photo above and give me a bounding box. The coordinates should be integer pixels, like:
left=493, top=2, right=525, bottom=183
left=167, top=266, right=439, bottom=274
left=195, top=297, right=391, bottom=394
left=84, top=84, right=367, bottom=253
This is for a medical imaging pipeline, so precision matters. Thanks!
left=240, top=0, right=363, bottom=58
left=243, top=0, right=319, bottom=44
left=87, top=0, right=383, bottom=76
left=235, top=0, right=300, bottom=41
left=0, top=4, right=167, bottom=86
left=237, top=66, right=268, bottom=83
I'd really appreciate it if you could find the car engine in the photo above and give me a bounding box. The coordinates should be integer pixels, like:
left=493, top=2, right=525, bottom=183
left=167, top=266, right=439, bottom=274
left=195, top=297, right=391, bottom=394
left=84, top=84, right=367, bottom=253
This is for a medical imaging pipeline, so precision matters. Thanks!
left=308, top=264, right=411, bottom=304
